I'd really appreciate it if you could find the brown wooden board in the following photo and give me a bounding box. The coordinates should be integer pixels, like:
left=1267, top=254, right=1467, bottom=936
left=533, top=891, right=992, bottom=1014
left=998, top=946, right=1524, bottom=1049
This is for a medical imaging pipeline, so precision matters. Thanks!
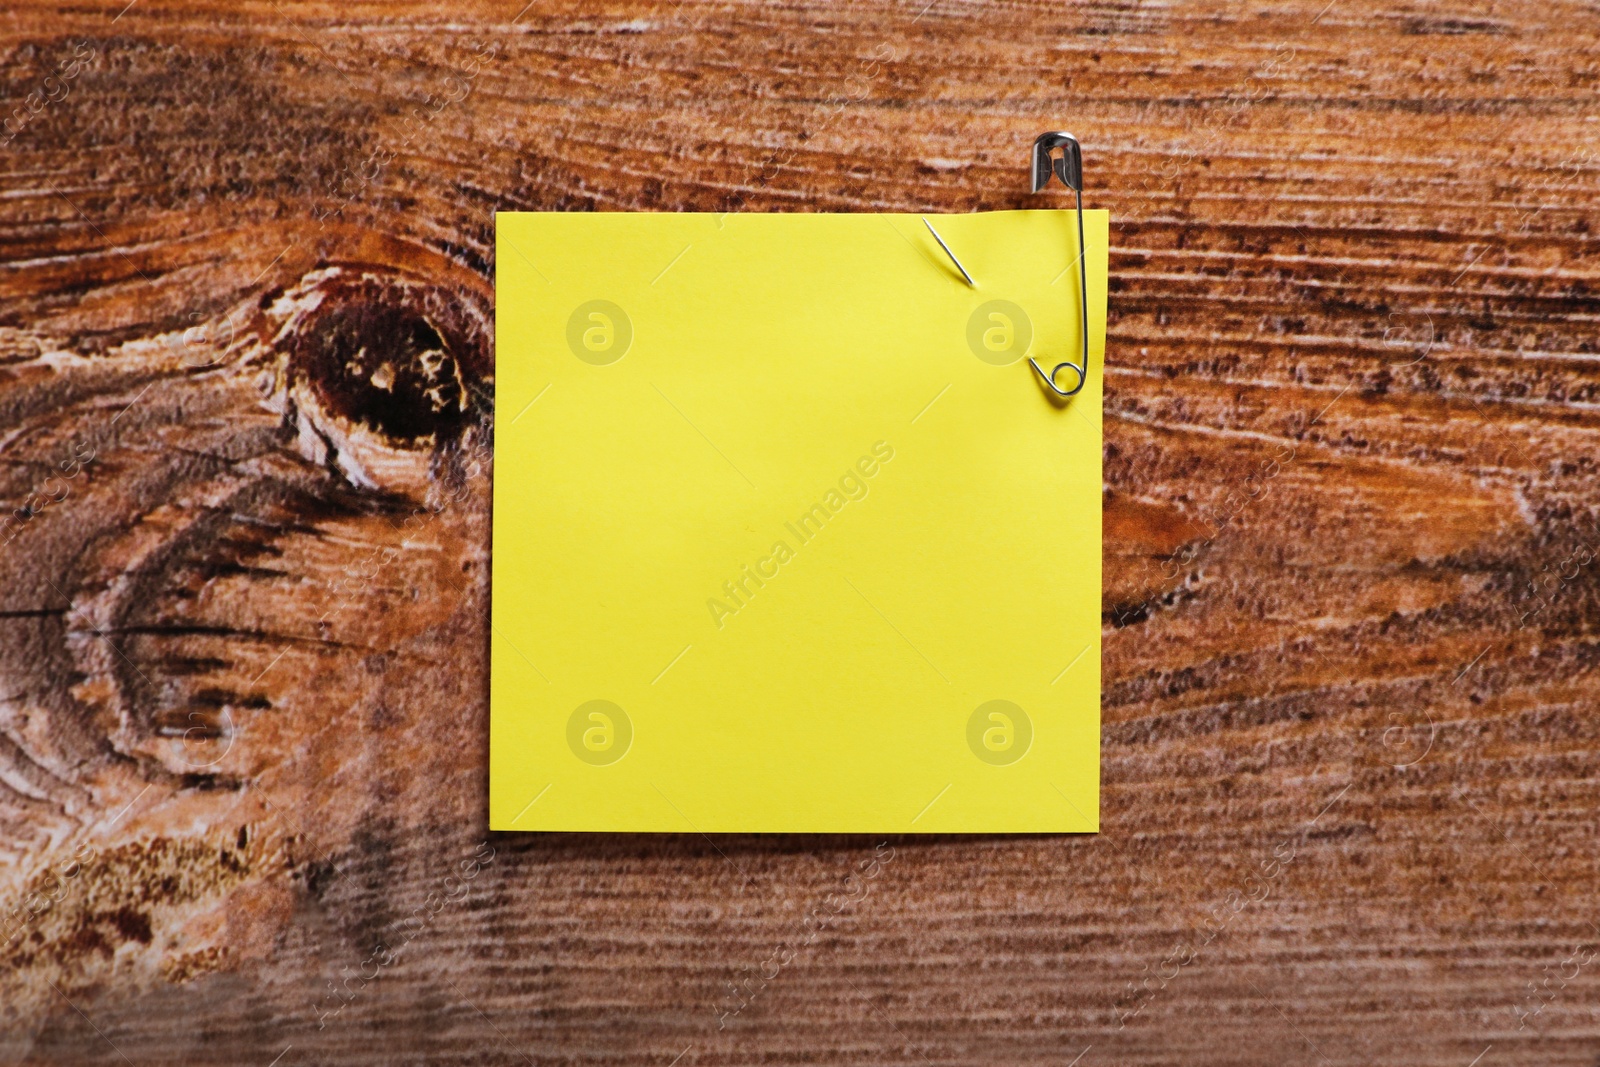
left=1, top=1, right=1598, bottom=1064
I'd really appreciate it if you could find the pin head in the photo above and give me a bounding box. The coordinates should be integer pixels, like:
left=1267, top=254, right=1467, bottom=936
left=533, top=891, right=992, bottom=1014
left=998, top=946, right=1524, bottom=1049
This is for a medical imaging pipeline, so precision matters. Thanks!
left=1031, top=132, right=1083, bottom=193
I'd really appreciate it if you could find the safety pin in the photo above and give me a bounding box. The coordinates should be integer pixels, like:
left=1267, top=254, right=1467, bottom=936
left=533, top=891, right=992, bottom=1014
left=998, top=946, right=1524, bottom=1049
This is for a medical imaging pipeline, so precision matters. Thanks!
left=921, top=133, right=1091, bottom=400
left=1028, top=131, right=1089, bottom=398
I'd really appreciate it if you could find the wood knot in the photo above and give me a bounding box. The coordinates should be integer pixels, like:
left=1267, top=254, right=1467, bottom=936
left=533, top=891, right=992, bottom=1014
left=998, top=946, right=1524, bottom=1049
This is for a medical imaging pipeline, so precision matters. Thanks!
left=279, top=269, right=490, bottom=450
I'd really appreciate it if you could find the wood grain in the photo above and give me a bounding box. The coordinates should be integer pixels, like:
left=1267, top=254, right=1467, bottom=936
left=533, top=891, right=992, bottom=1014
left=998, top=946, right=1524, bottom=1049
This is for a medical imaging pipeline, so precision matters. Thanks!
left=1, top=1, right=1599, bottom=1064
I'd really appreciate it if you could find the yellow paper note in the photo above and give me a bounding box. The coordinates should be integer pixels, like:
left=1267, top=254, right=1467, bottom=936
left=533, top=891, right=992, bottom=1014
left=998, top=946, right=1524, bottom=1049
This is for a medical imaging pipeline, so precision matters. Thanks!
left=491, top=209, right=1105, bottom=833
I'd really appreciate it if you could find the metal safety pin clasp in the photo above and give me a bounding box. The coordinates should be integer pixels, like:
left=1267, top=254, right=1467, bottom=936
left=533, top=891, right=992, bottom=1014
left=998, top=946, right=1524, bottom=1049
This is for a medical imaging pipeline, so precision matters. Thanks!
left=1028, top=131, right=1090, bottom=399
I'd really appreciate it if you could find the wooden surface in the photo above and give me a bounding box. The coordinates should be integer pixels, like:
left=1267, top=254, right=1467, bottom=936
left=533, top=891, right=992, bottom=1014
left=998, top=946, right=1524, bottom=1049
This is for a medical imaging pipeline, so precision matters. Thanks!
left=2, top=1, right=1599, bottom=1064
